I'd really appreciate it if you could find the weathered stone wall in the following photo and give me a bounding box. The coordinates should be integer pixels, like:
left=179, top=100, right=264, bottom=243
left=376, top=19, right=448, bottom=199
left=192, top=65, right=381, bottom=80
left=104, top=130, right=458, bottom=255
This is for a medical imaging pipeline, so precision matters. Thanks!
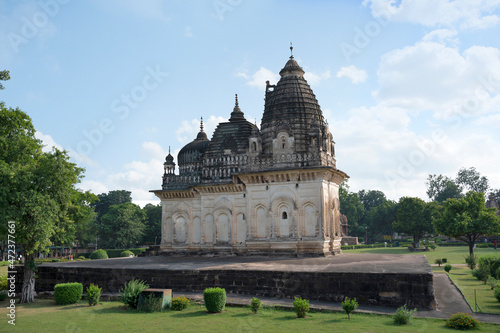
left=341, top=236, right=358, bottom=245
left=16, top=265, right=434, bottom=309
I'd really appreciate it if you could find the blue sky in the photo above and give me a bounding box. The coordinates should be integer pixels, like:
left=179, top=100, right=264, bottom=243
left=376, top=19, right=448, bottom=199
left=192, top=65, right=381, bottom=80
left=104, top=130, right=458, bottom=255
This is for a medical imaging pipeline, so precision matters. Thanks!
left=1, top=0, right=500, bottom=206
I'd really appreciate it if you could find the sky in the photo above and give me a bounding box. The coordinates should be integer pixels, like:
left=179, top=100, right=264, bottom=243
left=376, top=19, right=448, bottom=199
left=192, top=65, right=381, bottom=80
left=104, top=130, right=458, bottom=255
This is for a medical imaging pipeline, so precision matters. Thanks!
left=1, top=0, right=500, bottom=207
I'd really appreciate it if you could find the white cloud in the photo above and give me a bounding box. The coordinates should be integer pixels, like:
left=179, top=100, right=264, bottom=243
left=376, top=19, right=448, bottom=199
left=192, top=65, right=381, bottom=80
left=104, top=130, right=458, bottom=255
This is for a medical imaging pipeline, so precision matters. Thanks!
left=35, top=130, right=63, bottom=153
left=184, top=26, right=193, bottom=38
left=422, top=28, right=458, bottom=46
left=474, top=112, right=500, bottom=127
left=242, top=67, right=279, bottom=89
left=304, top=70, right=331, bottom=85
left=175, top=115, right=226, bottom=144
left=336, top=66, right=367, bottom=84
left=374, top=41, right=500, bottom=118
left=364, top=0, right=500, bottom=30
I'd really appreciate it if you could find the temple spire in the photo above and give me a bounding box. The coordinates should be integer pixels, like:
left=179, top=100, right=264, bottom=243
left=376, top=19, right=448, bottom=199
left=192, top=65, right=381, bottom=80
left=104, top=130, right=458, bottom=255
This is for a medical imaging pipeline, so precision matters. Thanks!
left=290, top=42, right=293, bottom=59
left=229, top=93, right=245, bottom=122
left=200, top=116, right=204, bottom=132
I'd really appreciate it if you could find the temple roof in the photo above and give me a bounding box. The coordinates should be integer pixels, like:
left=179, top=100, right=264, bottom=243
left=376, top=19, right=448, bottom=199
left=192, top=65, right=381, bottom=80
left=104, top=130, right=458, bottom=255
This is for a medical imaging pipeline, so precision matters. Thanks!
left=178, top=118, right=210, bottom=165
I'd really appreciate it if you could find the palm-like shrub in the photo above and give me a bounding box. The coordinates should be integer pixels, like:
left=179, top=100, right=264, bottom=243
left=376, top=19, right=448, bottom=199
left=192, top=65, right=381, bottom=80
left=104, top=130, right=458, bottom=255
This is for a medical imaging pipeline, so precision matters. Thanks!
left=119, top=279, right=149, bottom=309
left=86, top=283, right=102, bottom=306
left=393, top=304, right=417, bottom=325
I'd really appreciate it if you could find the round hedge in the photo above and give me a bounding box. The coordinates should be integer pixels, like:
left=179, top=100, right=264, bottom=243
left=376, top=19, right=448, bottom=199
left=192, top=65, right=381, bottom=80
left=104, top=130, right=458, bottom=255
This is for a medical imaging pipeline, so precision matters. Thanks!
left=120, top=250, right=134, bottom=257
left=54, top=282, right=83, bottom=305
left=203, top=287, right=226, bottom=313
left=90, top=249, right=108, bottom=260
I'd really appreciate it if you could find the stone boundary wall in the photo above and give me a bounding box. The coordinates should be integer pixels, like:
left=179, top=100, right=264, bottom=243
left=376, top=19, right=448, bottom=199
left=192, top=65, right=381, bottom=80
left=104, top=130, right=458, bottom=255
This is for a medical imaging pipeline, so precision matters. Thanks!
left=16, top=265, right=435, bottom=309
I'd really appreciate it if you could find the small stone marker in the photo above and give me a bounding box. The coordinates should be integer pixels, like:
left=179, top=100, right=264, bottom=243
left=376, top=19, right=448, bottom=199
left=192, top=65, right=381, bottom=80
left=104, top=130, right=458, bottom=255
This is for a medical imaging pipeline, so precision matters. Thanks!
left=138, top=288, right=172, bottom=310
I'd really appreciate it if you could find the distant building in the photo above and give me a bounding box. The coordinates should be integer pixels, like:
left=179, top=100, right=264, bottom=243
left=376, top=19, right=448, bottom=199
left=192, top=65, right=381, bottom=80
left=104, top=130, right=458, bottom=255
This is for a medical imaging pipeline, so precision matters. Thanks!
left=486, top=193, right=500, bottom=216
left=151, top=48, right=348, bottom=256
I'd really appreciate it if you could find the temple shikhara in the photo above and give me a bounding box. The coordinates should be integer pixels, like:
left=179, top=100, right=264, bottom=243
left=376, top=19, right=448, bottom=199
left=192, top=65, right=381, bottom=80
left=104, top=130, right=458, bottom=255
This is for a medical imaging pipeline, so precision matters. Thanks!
left=152, top=47, right=348, bottom=256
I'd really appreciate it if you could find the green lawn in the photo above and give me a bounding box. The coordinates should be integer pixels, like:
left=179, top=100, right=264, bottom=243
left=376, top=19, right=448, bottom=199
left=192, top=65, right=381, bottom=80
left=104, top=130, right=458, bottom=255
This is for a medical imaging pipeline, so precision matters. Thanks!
left=0, top=299, right=498, bottom=333
left=343, top=245, right=499, bottom=265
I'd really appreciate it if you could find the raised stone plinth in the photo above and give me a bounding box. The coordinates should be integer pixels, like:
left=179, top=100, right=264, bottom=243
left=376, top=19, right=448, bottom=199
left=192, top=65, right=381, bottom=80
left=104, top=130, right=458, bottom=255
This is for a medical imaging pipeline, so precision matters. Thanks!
left=15, top=254, right=435, bottom=309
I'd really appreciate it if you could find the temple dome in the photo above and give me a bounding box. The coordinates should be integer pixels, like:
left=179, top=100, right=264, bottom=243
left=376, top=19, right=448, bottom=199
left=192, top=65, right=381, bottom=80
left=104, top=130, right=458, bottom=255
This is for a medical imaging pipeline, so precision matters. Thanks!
left=178, top=118, right=210, bottom=166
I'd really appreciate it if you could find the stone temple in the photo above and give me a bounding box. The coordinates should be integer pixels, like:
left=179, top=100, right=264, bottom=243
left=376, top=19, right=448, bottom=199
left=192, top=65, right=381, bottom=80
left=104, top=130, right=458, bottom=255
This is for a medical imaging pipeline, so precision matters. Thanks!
left=151, top=49, right=348, bottom=256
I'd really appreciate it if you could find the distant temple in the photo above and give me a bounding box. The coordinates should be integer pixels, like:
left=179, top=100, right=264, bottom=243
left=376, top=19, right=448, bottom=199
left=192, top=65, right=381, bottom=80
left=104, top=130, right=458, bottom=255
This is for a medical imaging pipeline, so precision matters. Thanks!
left=486, top=193, right=500, bottom=216
left=151, top=47, right=348, bottom=256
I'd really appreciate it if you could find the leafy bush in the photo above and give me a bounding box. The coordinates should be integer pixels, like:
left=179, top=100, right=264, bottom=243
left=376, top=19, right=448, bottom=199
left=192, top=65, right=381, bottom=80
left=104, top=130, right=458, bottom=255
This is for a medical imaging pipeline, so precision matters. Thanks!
left=429, top=243, right=437, bottom=251
left=393, top=304, right=417, bottom=325
left=0, top=290, right=8, bottom=301
left=442, top=258, right=448, bottom=263
left=120, top=279, right=149, bottom=309
left=203, top=287, right=226, bottom=313
left=444, top=264, right=452, bottom=273
left=78, top=256, right=86, bottom=260
left=86, top=283, right=102, bottom=306
left=445, top=312, right=480, bottom=330
left=472, top=267, right=490, bottom=284
left=494, top=286, right=500, bottom=302
left=54, top=282, right=83, bottom=305
left=120, top=250, right=134, bottom=257
left=435, top=258, right=443, bottom=267
left=478, top=255, right=500, bottom=276
left=51, top=259, right=60, bottom=262
left=138, top=293, right=163, bottom=313
left=341, top=297, right=358, bottom=320
left=465, top=254, right=477, bottom=270
left=250, top=297, right=261, bottom=314
left=487, top=276, right=498, bottom=290
left=496, top=267, right=500, bottom=280
left=90, top=249, right=108, bottom=260
left=170, top=296, right=191, bottom=311
left=293, top=297, right=309, bottom=318
left=0, top=275, right=7, bottom=291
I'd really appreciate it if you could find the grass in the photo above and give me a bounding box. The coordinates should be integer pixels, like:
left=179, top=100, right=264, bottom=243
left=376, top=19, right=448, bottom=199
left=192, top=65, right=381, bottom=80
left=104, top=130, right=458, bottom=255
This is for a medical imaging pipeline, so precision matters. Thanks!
left=0, top=299, right=499, bottom=332
left=343, top=245, right=499, bottom=265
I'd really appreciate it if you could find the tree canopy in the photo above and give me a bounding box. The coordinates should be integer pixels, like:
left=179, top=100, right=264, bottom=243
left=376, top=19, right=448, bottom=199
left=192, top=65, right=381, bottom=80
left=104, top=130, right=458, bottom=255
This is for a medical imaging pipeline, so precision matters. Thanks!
left=393, top=197, right=435, bottom=248
left=0, top=70, right=9, bottom=90
left=433, top=191, right=500, bottom=255
left=426, top=174, right=462, bottom=202
left=99, top=202, right=146, bottom=249
left=456, top=167, right=489, bottom=194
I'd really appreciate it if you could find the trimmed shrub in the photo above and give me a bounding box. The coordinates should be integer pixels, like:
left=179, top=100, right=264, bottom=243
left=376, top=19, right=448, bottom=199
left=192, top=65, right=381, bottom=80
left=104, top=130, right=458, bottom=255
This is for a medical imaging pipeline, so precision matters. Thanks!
left=442, top=258, right=448, bottom=263
left=435, top=258, right=443, bottom=267
left=51, top=259, right=60, bottom=262
left=393, top=304, right=417, bottom=325
left=203, top=287, right=226, bottom=313
left=120, top=279, right=149, bottom=309
left=341, top=297, right=358, bottom=320
left=120, top=250, right=134, bottom=257
left=445, top=312, right=480, bottom=330
left=138, top=293, right=163, bottom=313
left=0, top=275, right=7, bottom=291
left=78, top=256, right=86, bottom=260
left=293, top=297, right=309, bottom=318
left=170, top=296, right=191, bottom=311
left=472, top=267, right=489, bottom=284
left=465, top=254, right=477, bottom=270
left=90, top=249, right=108, bottom=260
left=444, top=264, right=452, bottom=273
left=54, top=282, right=83, bottom=305
left=86, top=283, right=102, bottom=306
left=250, top=297, right=261, bottom=314
left=0, top=290, right=8, bottom=301
left=494, top=286, right=500, bottom=302
left=429, top=243, right=437, bottom=251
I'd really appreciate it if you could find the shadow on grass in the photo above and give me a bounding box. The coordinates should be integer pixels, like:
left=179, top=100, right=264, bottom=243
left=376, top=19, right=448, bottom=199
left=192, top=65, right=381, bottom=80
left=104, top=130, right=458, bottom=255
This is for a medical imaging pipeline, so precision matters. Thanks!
left=170, top=309, right=219, bottom=318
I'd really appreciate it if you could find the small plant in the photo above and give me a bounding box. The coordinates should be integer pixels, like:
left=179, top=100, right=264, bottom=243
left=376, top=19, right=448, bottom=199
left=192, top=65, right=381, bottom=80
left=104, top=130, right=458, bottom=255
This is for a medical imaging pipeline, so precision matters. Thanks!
left=138, top=293, right=163, bottom=313
left=120, top=250, right=134, bottom=257
left=435, top=258, right=443, bottom=267
left=250, top=297, right=261, bottom=314
left=203, top=287, right=226, bottom=313
left=90, top=249, right=108, bottom=260
left=442, top=258, right=448, bottom=263
left=170, top=296, right=191, bottom=311
left=429, top=243, right=437, bottom=251
left=465, top=254, right=477, bottom=270
left=0, top=275, right=7, bottom=291
left=341, top=297, right=358, bottom=320
left=487, top=276, right=498, bottom=290
left=78, top=256, right=86, bottom=260
left=444, top=264, right=452, bottom=273
left=494, top=285, right=500, bottom=302
left=293, top=297, right=309, bottom=318
left=119, top=279, right=149, bottom=309
left=393, top=304, right=417, bottom=325
left=472, top=267, right=490, bottom=284
left=86, top=283, right=102, bottom=306
left=445, top=312, right=480, bottom=330
left=54, top=282, right=83, bottom=305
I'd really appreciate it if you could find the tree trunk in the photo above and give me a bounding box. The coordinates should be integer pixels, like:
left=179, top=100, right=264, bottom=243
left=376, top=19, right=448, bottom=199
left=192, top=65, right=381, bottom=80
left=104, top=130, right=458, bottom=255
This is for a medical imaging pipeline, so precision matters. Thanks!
left=469, top=242, right=474, bottom=256
left=414, top=235, right=420, bottom=248
left=19, top=253, right=35, bottom=303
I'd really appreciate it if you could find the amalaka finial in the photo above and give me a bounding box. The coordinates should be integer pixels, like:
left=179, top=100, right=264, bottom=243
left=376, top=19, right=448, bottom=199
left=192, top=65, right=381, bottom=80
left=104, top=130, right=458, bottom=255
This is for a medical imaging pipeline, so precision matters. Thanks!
left=290, top=42, right=293, bottom=58
left=200, top=117, right=204, bottom=132
left=168, top=146, right=171, bottom=154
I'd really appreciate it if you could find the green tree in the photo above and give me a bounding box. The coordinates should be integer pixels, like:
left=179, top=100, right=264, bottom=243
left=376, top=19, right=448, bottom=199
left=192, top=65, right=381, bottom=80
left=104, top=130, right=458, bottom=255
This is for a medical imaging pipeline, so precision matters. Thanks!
left=358, top=190, right=387, bottom=211
left=426, top=174, right=462, bottom=202
left=99, top=202, right=146, bottom=249
left=0, top=103, right=83, bottom=303
left=68, top=190, right=98, bottom=253
left=0, top=70, right=10, bottom=90
left=456, top=167, right=489, bottom=194
left=364, top=200, right=399, bottom=238
left=339, top=182, right=365, bottom=237
left=393, top=197, right=434, bottom=248
left=433, top=191, right=500, bottom=255
left=92, top=190, right=132, bottom=220
left=142, top=203, right=162, bottom=245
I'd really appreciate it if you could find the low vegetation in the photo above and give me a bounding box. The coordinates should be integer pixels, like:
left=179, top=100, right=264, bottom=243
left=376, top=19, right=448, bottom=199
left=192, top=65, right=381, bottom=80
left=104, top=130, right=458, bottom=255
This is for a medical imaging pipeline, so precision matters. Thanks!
left=54, top=282, right=83, bottom=305
left=203, top=287, right=226, bottom=313
left=119, top=279, right=149, bottom=309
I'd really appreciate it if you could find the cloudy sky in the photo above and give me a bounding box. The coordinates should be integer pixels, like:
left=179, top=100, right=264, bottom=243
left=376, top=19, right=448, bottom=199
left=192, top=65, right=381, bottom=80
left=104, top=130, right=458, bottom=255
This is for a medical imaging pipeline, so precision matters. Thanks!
left=1, top=0, right=500, bottom=206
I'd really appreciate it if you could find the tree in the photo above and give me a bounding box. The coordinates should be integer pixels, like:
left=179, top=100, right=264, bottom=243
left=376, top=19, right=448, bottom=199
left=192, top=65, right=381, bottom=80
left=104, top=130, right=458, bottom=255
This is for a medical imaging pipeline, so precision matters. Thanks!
left=67, top=190, right=99, bottom=253
left=142, top=203, right=162, bottom=245
left=99, top=202, right=146, bottom=249
left=433, top=191, right=500, bottom=255
left=0, top=103, right=83, bottom=303
left=393, top=197, right=434, bottom=248
left=490, top=189, right=500, bottom=206
left=358, top=190, right=387, bottom=211
left=339, top=182, right=365, bottom=237
left=364, top=200, right=399, bottom=238
left=456, top=167, right=489, bottom=194
left=0, top=70, right=10, bottom=90
left=92, top=190, right=132, bottom=220
left=426, top=174, right=462, bottom=202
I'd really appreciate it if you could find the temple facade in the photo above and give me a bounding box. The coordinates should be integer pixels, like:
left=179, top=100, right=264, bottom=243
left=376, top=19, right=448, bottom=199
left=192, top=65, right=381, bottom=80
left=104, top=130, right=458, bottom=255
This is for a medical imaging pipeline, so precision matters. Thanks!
left=151, top=49, right=348, bottom=256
